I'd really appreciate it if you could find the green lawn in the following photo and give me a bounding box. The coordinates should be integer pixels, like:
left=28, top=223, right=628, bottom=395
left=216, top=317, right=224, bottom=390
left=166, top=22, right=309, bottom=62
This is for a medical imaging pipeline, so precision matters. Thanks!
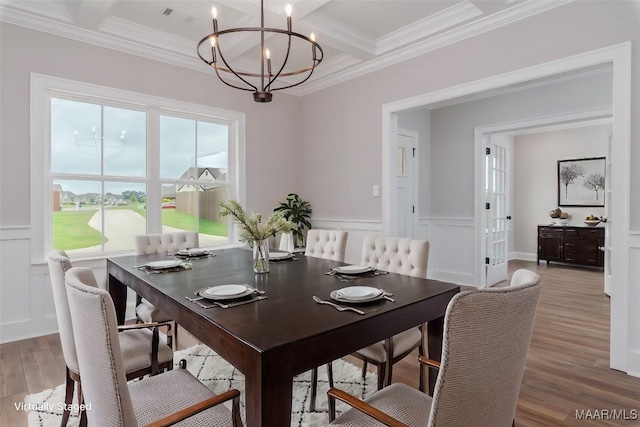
left=53, top=204, right=227, bottom=251
left=114, top=203, right=227, bottom=236
left=53, top=210, right=103, bottom=250
left=162, top=209, right=227, bottom=236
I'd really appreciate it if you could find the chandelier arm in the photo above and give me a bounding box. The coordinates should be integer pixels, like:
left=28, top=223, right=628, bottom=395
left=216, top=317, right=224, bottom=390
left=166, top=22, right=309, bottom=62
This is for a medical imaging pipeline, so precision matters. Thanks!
left=212, top=65, right=257, bottom=92
left=269, top=62, right=317, bottom=92
left=215, top=42, right=259, bottom=92
left=265, top=31, right=293, bottom=91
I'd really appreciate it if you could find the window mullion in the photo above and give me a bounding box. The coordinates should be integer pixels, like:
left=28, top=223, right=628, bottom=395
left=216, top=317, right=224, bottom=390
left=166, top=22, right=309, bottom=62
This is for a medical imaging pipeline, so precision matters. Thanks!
left=147, top=108, right=161, bottom=234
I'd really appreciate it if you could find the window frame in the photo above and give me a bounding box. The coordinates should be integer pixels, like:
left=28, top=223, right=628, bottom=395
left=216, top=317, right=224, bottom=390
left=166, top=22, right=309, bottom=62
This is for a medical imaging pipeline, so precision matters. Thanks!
left=31, top=73, right=246, bottom=263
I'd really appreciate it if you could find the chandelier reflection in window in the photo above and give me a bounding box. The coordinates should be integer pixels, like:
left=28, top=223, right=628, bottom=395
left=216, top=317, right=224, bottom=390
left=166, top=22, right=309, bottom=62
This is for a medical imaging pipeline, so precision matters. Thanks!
left=74, top=126, right=126, bottom=158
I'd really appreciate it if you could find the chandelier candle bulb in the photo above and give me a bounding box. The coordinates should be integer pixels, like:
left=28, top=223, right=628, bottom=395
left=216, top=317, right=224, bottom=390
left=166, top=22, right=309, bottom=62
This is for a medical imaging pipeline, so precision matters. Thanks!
left=211, top=7, right=218, bottom=32
left=266, top=48, right=272, bottom=76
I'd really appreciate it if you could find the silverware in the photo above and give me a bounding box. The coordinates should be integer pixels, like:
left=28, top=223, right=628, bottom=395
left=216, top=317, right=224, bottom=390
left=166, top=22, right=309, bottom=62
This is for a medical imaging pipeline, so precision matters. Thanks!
left=312, top=296, right=365, bottom=315
left=246, top=285, right=267, bottom=295
left=195, top=296, right=268, bottom=309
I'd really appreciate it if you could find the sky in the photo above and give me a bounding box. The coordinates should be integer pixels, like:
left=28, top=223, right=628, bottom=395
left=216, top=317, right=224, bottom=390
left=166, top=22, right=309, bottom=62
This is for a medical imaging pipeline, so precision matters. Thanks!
left=51, top=97, right=228, bottom=196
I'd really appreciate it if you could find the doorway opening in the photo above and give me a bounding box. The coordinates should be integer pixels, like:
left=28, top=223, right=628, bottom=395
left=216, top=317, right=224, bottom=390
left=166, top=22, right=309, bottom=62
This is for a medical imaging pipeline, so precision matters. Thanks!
left=382, top=42, right=631, bottom=373
left=475, top=110, right=612, bottom=287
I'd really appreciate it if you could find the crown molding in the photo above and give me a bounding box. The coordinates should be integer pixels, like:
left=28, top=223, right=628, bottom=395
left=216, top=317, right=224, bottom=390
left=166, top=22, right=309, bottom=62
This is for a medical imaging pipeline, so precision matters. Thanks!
left=296, top=0, right=574, bottom=95
left=301, top=11, right=377, bottom=56
left=1, top=0, right=574, bottom=98
left=376, top=1, right=482, bottom=54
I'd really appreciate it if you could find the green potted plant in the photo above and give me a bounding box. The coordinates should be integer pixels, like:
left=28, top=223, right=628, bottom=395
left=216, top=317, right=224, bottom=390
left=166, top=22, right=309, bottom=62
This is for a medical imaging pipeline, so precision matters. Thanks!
left=274, top=194, right=312, bottom=247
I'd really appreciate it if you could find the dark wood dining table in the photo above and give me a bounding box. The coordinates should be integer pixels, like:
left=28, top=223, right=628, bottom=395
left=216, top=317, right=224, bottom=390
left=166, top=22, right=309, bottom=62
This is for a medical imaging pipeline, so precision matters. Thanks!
left=107, top=248, right=460, bottom=427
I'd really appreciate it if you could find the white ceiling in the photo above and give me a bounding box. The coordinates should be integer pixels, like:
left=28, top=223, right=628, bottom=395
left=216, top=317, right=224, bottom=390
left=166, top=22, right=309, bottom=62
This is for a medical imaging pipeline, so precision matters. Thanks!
left=0, top=0, right=571, bottom=96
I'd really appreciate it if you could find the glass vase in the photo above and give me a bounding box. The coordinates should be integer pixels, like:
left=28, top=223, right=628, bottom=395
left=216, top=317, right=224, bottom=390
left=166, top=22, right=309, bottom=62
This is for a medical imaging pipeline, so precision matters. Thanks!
left=253, top=239, right=270, bottom=274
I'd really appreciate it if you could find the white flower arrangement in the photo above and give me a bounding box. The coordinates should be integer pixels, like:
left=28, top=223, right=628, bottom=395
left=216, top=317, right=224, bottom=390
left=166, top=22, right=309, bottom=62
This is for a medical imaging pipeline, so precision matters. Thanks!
left=219, top=200, right=296, bottom=246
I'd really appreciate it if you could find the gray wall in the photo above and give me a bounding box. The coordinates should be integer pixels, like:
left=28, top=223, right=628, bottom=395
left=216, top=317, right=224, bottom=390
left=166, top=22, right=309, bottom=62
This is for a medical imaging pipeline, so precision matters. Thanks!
left=298, top=1, right=640, bottom=229
left=512, top=124, right=610, bottom=256
left=429, top=70, right=612, bottom=218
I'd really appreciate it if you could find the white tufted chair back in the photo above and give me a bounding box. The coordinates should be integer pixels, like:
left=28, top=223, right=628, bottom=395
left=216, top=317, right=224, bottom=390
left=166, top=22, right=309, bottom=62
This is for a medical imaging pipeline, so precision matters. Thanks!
left=361, top=236, right=429, bottom=278
left=304, top=230, right=348, bottom=262
left=135, top=232, right=199, bottom=255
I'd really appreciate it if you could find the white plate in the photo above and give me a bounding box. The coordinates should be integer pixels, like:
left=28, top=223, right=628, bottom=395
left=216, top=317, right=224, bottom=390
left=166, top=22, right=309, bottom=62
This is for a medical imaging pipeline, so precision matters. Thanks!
left=269, top=251, right=293, bottom=261
left=333, top=265, right=374, bottom=275
left=330, top=289, right=384, bottom=304
left=145, top=260, right=183, bottom=270
left=177, top=248, right=208, bottom=256
left=200, top=285, right=253, bottom=301
left=336, top=286, right=382, bottom=301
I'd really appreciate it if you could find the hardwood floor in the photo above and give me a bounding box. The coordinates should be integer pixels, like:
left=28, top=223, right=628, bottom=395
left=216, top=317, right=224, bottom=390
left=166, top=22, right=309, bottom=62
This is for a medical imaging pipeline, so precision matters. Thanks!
left=2, top=260, right=639, bottom=426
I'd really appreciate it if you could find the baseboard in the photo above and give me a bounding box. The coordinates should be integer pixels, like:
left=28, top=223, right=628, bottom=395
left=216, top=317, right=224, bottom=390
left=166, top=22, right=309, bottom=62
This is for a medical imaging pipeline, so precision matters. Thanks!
left=0, top=319, right=58, bottom=344
left=430, top=270, right=476, bottom=287
left=509, top=252, right=537, bottom=262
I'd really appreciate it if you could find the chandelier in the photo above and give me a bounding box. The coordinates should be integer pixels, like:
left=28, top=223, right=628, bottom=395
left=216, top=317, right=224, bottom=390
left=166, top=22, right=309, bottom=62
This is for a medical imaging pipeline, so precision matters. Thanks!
left=197, top=1, right=323, bottom=103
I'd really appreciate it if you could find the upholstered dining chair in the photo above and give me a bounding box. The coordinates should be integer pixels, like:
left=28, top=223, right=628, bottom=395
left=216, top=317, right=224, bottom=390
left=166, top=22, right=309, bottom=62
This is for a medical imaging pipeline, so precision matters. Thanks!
left=304, top=229, right=349, bottom=262
left=65, top=267, right=243, bottom=427
left=327, top=269, right=542, bottom=426
left=305, top=229, right=348, bottom=411
left=353, top=236, right=430, bottom=391
left=47, top=251, right=173, bottom=427
left=134, top=231, right=199, bottom=349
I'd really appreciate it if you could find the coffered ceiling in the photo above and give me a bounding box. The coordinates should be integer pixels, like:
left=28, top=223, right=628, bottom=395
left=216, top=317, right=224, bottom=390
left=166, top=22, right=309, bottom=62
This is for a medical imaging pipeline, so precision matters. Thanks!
left=0, top=0, right=571, bottom=96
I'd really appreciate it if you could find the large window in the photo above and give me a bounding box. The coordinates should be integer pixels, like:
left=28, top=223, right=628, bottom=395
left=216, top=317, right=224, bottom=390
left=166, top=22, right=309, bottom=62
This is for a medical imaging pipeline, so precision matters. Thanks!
left=33, top=75, right=245, bottom=261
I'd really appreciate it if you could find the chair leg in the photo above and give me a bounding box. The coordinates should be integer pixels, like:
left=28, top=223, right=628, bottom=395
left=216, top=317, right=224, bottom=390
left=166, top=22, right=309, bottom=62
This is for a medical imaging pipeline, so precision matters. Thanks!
left=386, top=360, right=393, bottom=388
left=309, top=367, right=318, bottom=412
left=165, top=322, right=173, bottom=349
left=418, top=335, right=426, bottom=393
left=328, top=390, right=337, bottom=422
left=77, top=382, right=87, bottom=427
left=60, top=367, right=74, bottom=427
left=172, top=321, right=178, bottom=350
left=361, top=360, right=368, bottom=379
left=377, top=363, right=386, bottom=390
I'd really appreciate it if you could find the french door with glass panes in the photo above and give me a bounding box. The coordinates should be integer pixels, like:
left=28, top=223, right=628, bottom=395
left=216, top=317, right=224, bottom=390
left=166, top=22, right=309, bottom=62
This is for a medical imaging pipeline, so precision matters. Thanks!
left=485, top=135, right=510, bottom=286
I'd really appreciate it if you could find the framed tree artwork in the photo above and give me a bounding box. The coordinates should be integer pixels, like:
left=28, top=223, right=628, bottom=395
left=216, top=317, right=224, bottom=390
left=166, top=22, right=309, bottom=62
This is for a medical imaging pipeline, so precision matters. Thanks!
left=557, top=157, right=606, bottom=207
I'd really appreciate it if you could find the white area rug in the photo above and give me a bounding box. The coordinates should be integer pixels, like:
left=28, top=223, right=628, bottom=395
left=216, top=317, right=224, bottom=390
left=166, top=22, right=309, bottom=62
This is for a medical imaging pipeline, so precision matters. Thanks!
left=24, top=344, right=377, bottom=426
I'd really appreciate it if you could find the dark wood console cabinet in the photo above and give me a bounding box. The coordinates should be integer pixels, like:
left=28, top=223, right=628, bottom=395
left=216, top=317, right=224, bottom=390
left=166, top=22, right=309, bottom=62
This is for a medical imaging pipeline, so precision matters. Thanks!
left=537, top=225, right=604, bottom=268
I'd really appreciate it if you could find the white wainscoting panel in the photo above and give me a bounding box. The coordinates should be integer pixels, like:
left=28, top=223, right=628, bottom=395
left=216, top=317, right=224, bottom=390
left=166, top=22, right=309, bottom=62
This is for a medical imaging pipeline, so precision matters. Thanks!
left=0, top=225, right=127, bottom=343
left=0, top=226, right=60, bottom=342
left=628, top=234, right=640, bottom=377
left=312, top=217, right=476, bottom=286
left=427, top=218, right=476, bottom=286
